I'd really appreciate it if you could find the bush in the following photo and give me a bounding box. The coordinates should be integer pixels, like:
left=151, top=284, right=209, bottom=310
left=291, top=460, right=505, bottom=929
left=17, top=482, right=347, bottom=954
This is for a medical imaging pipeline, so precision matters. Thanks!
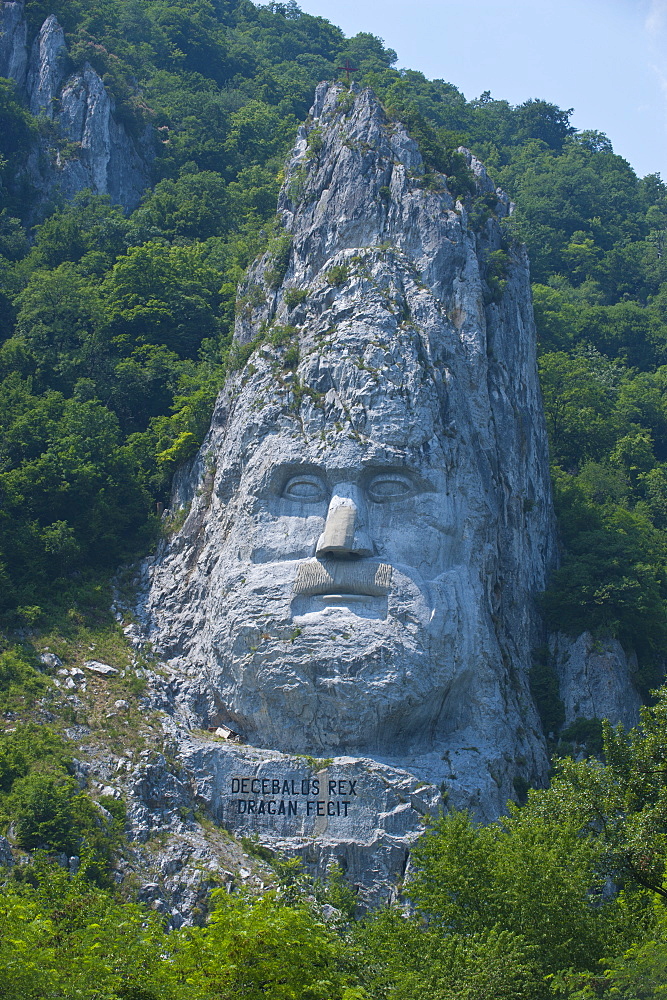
left=529, top=646, right=565, bottom=737
left=0, top=648, right=45, bottom=713
left=326, top=264, right=349, bottom=286
left=0, top=725, right=71, bottom=795
left=283, top=288, right=308, bottom=308
left=0, top=725, right=121, bottom=879
left=265, top=234, right=293, bottom=289
left=560, top=717, right=604, bottom=756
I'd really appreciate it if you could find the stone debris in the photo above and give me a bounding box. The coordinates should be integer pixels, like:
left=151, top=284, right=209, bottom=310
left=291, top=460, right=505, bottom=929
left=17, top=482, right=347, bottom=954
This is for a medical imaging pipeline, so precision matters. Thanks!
left=39, top=652, right=62, bottom=669
left=83, top=660, right=119, bottom=676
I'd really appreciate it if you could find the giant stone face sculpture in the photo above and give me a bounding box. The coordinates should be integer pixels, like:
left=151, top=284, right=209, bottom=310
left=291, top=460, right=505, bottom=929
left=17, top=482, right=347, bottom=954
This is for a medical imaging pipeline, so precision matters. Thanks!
left=139, top=83, right=556, bottom=819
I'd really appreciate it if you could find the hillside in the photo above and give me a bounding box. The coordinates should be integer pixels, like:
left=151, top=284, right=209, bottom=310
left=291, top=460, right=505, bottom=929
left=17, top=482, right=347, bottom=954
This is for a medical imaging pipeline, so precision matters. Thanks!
left=2, top=1, right=667, bottom=996
left=2, top=2, right=667, bottom=697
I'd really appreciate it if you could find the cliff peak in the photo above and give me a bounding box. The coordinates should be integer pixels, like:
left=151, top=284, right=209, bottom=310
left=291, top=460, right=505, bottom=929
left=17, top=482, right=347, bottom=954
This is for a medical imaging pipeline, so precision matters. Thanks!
left=0, top=3, right=151, bottom=211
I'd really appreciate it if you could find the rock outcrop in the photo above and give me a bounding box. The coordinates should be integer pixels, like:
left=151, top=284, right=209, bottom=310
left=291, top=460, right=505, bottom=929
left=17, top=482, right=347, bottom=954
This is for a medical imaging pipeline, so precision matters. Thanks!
left=550, top=631, right=642, bottom=730
left=0, top=1, right=27, bottom=88
left=0, top=833, right=13, bottom=868
left=129, top=731, right=442, bottom=906
left=0, top=1, right=150, bottom=211
left=134, top=81, right=558, bottom=897
left=26, top=13, right=67, bottom=117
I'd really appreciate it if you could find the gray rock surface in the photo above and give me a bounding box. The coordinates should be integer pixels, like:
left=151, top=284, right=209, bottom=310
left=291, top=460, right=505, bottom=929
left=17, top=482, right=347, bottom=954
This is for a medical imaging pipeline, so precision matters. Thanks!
left=181, top=736, right=440, bottom=897
left=550, top=631, right=642, bottom=730
left=137, top=82, right=557, bottom=845
left=0, top=2, right=150, bottom=211
left=83, top=660, right=118, bottom=676
left=0, top=1, right=28, bottom=87
left=60, top=742, right=260, bottom=927
left=0, top=834, right=13, bottom=868
left=53, top=62, right=150, bottom=208
left=118, top=729, right=438, bottom=905
left=26, top=13, right=67, bottom=116
left=39, top=651, right=62, bottom=669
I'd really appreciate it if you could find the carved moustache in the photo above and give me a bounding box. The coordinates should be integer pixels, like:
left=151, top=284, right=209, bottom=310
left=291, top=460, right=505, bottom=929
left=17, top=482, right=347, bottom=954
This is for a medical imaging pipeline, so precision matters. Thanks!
left=294, top=558, right=392, bottom=597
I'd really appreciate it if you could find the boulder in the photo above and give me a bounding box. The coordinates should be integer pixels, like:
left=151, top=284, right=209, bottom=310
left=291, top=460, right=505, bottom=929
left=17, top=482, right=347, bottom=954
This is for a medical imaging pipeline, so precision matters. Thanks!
left=83, top=660, right=118, bottom=676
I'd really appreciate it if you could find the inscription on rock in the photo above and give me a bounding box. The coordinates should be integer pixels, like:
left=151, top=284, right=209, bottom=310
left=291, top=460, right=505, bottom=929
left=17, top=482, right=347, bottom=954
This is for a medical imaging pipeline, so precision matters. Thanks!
left=231, top=775, right=358, bottom=817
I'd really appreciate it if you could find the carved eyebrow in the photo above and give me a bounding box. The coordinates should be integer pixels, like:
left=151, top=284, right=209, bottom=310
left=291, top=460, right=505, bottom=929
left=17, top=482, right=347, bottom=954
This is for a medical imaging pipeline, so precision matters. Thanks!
left=362, top=465, right=435, bottom=495
left=282, top=473, right=327, bottom=502
left=262, top=463, right=325, bottom=492
left=261, top=461, right=434, bottom=495
left=366, top=472, right=415, bottom=501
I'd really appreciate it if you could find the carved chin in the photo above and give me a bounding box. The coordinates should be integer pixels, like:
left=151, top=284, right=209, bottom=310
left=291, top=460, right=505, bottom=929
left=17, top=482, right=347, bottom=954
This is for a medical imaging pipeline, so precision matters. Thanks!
left=213, top=626, right=455, bottom=754
left=208, top=564, right=460, bottom=752
left=222, top=667, right=454, bottom=754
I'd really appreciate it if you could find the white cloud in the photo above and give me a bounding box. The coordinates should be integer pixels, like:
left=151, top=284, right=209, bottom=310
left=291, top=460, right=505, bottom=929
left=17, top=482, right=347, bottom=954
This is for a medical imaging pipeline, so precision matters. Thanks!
left=646, top=1, right=667, bottom=96
left=646, top=0, right=667, bottom=37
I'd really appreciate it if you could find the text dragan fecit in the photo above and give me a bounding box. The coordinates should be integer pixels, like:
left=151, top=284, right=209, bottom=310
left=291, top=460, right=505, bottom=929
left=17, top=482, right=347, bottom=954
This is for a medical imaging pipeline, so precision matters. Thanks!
left=231, top=776, right=358, bottom=817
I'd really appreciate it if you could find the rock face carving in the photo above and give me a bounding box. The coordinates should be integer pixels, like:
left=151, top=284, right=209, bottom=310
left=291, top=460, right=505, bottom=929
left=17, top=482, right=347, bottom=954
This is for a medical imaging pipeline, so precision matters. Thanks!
left=0, top=1, right=150, bottom=211
left=138, top=82, right=558, bottom=834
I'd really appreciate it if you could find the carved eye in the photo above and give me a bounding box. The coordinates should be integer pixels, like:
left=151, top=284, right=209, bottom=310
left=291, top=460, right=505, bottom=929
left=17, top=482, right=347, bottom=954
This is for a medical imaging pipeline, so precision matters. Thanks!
left=367, top=474, right=414, bottom=503
left=282, top=474, right=327, bottom=503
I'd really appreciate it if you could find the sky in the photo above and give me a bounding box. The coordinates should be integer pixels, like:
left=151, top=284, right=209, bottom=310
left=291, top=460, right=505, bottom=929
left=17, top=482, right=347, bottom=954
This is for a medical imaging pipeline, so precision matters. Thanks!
left=296, top=0, right=667, bottom=180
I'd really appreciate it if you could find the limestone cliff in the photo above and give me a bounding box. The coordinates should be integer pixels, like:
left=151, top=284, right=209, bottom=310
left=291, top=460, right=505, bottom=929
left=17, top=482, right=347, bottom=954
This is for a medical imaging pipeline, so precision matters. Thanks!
left=549, top=631, right=642, bottom=731
left=0, top=1, right=27, bottom=88
left=0, top=1, right=150, bottom=211
left=133, top=83, right=558, bottom=896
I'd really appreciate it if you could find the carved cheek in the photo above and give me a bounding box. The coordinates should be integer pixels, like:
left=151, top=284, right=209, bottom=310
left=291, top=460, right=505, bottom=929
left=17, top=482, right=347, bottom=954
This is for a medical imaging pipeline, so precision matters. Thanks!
left=371, top=502, right=451, bottom=574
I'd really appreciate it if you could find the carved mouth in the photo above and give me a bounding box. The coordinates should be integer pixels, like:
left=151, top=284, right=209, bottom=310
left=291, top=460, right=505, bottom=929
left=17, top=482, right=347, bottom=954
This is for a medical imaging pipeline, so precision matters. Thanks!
left=294, top=558, right=392, bottom=598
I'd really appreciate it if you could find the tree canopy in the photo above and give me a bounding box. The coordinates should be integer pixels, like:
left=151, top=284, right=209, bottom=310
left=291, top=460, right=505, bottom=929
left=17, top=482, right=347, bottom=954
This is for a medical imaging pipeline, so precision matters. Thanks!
left=3, top=4, right=667, bottom=993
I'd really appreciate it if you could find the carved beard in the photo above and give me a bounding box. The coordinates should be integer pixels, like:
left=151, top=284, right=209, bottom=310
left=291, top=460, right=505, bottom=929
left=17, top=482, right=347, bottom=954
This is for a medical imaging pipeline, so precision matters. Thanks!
left=206, top=562, right=473, bottom=754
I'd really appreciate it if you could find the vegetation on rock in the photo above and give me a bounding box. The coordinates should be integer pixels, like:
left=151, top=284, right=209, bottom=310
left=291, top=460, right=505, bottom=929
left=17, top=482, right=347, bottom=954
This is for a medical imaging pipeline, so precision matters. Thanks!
left=2, top=699, right=667, bottom=996
left=3, top=1, right=667, bottom=994
left=1, top=1, right=666, bottom=696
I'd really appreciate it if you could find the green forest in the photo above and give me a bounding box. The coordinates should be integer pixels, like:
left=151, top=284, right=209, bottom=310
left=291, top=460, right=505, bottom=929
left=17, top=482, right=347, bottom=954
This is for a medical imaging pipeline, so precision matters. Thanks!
left=3, top=0, right=667, bottom=996
left=3, top=701, right=667, bottom=998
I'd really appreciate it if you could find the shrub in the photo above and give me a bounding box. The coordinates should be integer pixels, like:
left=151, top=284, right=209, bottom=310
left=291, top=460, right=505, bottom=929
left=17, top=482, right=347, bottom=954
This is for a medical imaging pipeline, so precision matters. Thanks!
left=306, top=127, right=324, bottom=157
left=283, top=288, right=308, bottom=308
left=0, top=649, right=45, bottom=713
left=326, top=264, right=349, bottom=286
left=559, top=718, right=604, bottom=756
left=0, top=725, right=71, bottom=795
left=283, top=344, right=299, bottom=369
left=529, top=647, right=565, bottom=737
left=265, top=234, right=293, bottom=289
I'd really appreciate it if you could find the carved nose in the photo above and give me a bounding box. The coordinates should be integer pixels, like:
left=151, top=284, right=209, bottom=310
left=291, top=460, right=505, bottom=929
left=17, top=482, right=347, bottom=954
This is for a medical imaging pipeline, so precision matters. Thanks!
left=316, top=489, right=373, bottom=558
